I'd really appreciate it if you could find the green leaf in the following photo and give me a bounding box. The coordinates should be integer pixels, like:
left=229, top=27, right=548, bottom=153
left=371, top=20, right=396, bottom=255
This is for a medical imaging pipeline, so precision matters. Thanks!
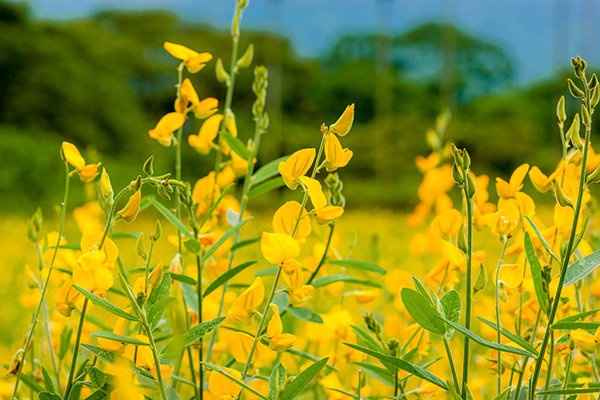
left=58, top=327, right=73, bottom=360
left=203, top=261, right=258, bottom=297
left=440, top=289, right=461, bottom=338
left=91, top=331, right=150, bottom=346
left=147, top=272, right=172, bottom=306
left=202, top=217, right=252, bottom=262
left=552, top=321, right=600, bottom=330
left=248, top=177, right=285, bottom=197
left=525, top=216, right=560, bottom=263
left=110, top=231, right=140, bottom=240
left=401, top=288, right=446, bottom=335
left=170, top=273, right=197, bottom=286
left=284, top=348, right=337, bottom=372
left=251, top=156, right=289, bottom=187
left=184, top=239, right=202, bottom=255
left=162, top=317, right=226, bottom=355
left=83, top=390, right=109, bottom=400
left=41, top=366, right=55, bottom=393
left=477, top=317, right=538, bottom=356
left=327, top=259, right=386, bottom=275
left=86, top=365, right=106, bottom=388
left=350, top=326, right=384, bottom=353
left=38, top=393, right=62, bottom=400
left=269, top=363, right=287, bottom=400
left=166, top=387, right=181, bottom=400
left=231, top=236, right=260, bottom=252
left=411, top=276, right=432, bottom=303
left=81, top=344, right=156, bottom=381
left=493, top=387, right=512, bottom=400
left=279, top=357, right=329, bottom=400
left=145, top=196, right=194, bottom=238
left=198, top=184, right=234, bottom=228
left=311, top=274, right=382, bottom=289
left=343, top=343, right=448, bottom=389
left=220, top=131, right=250, bottom=160
left=437, top=316, right=536, bottom=357
left=146, top=296, right=177, bottom=326
left=537, top=388, right=600, bottom=396
left=181, top=282, right=198, bottom=313
left=287, top=306, right=323, bottom=324
left=21, top=374, right=45, bottom=393
left=524, top=232, right=550, bottom=315
left=72, top=285, right=139, bottom=321
left=555, top=309, right=600, bottom=324
left=350, top=361, right=395, bottom=387
left=564, top=249, right=600, bottom=287
left=201, top=362, right=268, bottom=400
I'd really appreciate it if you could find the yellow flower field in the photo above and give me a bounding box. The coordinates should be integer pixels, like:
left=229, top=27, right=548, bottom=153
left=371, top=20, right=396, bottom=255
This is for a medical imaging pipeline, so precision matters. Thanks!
left=4, top=1, right=600, bottom=400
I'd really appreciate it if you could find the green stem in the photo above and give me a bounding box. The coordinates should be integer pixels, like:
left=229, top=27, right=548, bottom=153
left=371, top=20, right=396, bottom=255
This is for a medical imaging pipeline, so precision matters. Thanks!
left=11, top=163, right=71, bottom=399
left=63, top=298, right=89, bottom=400
left=443, top=336, right=461, bottom=392
left=144, top=315, right=169, bottom=400
left=562, top=350, right=573, bottom=400
left=528, top=96, right=592, bottom=400
left=461, top=173, right=474, bottom=398
left=495, top=237, right=509, bottom=395
left=513, top=309, right=541, bottom=400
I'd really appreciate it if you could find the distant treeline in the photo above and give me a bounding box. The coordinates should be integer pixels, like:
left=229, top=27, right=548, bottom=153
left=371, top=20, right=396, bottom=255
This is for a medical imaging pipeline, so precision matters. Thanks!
left=0, top=2, right=581, bottom=212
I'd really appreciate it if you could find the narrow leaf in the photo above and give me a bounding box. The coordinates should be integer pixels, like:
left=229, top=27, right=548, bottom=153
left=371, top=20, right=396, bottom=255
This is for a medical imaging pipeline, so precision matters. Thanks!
left=401, top=288, right=446, bottom=335
left=231, top=237, right=260, bottom=252
left=248, top=177, right=285, bottom=197
left=220, top=132, right=250, bottom=160
left=91, top=332, right=149, bottom=346
left=279, top=358, right=330, bottom=400
left=202, top=218, right=252, bottom=262
left=201, top=362, right=268, bottom=400
left=162, top=317, right=226, bottom=355
left=204, top=261, right=258, bottom=297
left=251, top=156, right=289, bottom=187
left=311, top=274, right=382, bottom=289
left=327, top=259, right=386, bottom=275
left=564, top=249, right=600, bottom=287
left=72, top=285, right=139, bottom=321
left=525, top=216, right=560, bottom=263
left=146, top=197, right=193, bottom=238
left=524, top=232, right=550, bottom=315
left=477, top=317, right=538, bottom=356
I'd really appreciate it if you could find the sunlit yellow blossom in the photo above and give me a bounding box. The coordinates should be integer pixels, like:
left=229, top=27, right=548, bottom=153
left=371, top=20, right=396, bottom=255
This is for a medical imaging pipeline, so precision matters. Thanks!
left=228, top=277, right=264, bottom=324
left=281, top=260, right=314, bottom=306
left=324, top=134, right=352, bottom=172
left=529, top=165, right=561, bottom=193
left=61, top=142, right=101, bottom=182
left=231, top=332, right=270, bottom=364
left=498, top=263, right=524, bottom=289
left=192, top=172, right=221, bottom=216
left=431, top=209, right=462, bottom=238
left=117, top=189, right=141, bottom=223
left=569, top=329, right=598, bottom=353
left=149, top=112, right=186, bottom=146
left=487, top=203, right=520, bottom=237
left=55, top=279, right=82, bottom=317
left=164, top=42, right=212, bottom=73
left=98, top=315, right=128, bottom=353
left=278, top=148, right=316, bottom=190
left=188, top=114, right=224, bottom=154
left=298, top=176, right=344, bottom=224
left=261, top=232, right=300, bottom=265
left=135, top=335, right=172, bottom=380
left=273, top=201, right=311, bottom=245
left=176, top=78, right=219, bottom=119
left=415, top=152, right=441, bottom=172
left=440, top=240, right=464, bottom=267
left=208, top=367, right=243, bottom=398
left=266, top=304, right=297, bottom=351
left=320, top=372, right=344, bottom=400
left=72, top=232, right=119, bottom=296
left=495, top=163, right=529, bottom=199
left=329, top=104, right=355, bottom=137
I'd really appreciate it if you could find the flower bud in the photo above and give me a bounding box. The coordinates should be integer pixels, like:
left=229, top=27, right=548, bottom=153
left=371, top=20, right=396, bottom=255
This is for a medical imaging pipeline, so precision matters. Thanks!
left=215, top=58, right=230, bottom=85
left=589, top=74, right=598, bottom=89
left=329, top=104, right=355, bottom=137
left=581, top=104, right=591, bottom=126
left=466, top=173, right=477, bottom=198
left=117, top=189, right=142, bottom=223
left=157, top=184, right=171, bottom=200
left=567, top=79, right=585, bottom=98
left=557, top=95, right=566, bottom=125
left=592, top=84, right=600, bottom=109
left=225, top=109, right=238, bottom=138
left=131, top=175, right=143, bottom=192
left=554, top=183, right=573, bottom=208
left=148, top=261, right=164, bottom=288
left=236, top=43, right=254, bottom=69
left=473, top=263, right=487, bottom=295
left=452, top=164, right=464, bottom=186
left=136, top=233, right=147, bottom=261
left=566, top=114, right=583, bottom=151
left=151, top=220, right=162, bottom=241
left=387, top=338, right=399, bottom=357
left=100, top=168, right=113, bottom=201
left=260, top=112, right=270, bottom=132
left=143, top=156, right=154, bottom=177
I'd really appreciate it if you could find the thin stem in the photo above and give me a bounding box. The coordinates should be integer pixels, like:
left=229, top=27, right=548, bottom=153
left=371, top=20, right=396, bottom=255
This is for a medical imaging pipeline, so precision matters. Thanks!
left=562, top=350, right=573, bottom=400
left=495, top=237, right=509, bottom=395
left=461, top=174, right=474, bottom=398
left=63, top=298, right=89, bottom=400
left=443, top=336, right=461, bottom=392
left=513, top=309, right=542, bottom=400
left=12, top=163, right=71, bottom=399
left=529, top=93, right=592, bottom=399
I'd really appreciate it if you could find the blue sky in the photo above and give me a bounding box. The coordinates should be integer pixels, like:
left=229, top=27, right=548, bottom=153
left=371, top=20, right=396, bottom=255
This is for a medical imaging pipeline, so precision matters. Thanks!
left=14, top=0, right=600, bottom=85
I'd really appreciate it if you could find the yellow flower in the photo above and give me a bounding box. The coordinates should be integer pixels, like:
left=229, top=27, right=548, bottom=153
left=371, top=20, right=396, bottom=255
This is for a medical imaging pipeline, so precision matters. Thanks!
left=278, top=148, right=316, bottom=190
left=272, top=201, right=311, bottom=244
left=188, top=114, right=224, bottom=154
left=487, top=203, right=520, bottom=237
left=231, top=332, right=270, bottom=364
left=267, top=304, right=297, bottom=351
left=529, top=166, right=560, bottom=193
left=61, top=142, right=101, bottom=182
left=440, top=240, right=464, bottom=267
left=324, top=134, right=353, bottom=172
left=430, top=209, right=462, bottom=238
left=498, top=264, right=524, bottom=289
left=415, top=152, right=441, bottom=172
left=569, top=329, right=598, bottom=353
left=98, top=315, right=128, bottom=353
left=116, top=190, right=141, bottom=223
left=164, top=42, right=212, bottom=73
left=261, top=232, right=300, bottom=265
left=298, top=176, right=344, bottom=224
left=329, top=104, right=355, bottom=136
left=192, top=172, right=221, bottom=216
left=228, top=277, right=264, bottom=325
left=72, top=232, right=119, bottom=296
left=176, top=78, right=219, bottom=119
left=320, top=373, right=344, bottom=400
left=149, top=112, right=186, bottom=146
left=135, top=335, right=172, bottom=380
left=281, top=260, right=313, bottom=306
left=495, top=163, right=529, bottom=199
left=54, top=279, right=82, bottom=317
left=208, top=367, right=243, bottom=398
left=110, top=388, right=144, bottom=400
